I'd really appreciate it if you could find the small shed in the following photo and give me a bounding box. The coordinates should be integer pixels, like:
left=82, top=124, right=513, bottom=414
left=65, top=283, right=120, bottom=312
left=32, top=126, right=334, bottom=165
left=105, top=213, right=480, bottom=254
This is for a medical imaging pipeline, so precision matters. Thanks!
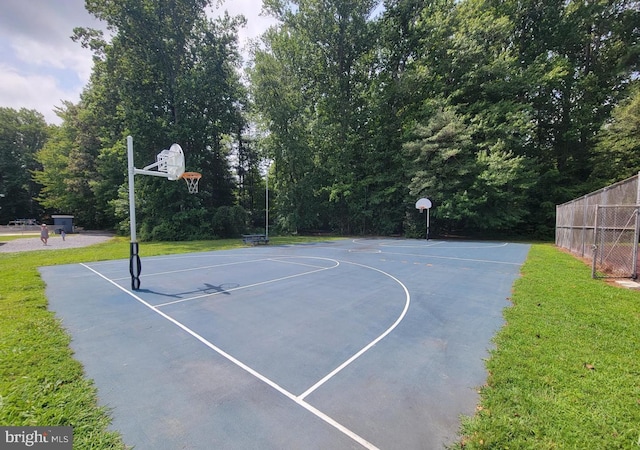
left=51, top=215, right=75, bottom=234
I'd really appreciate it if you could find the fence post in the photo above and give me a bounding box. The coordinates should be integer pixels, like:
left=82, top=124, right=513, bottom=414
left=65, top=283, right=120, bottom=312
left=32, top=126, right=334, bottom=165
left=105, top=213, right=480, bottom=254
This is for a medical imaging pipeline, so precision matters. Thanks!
left=634, top=172, right=640, bottom=279
left=591, top=206, right=598, bottom=278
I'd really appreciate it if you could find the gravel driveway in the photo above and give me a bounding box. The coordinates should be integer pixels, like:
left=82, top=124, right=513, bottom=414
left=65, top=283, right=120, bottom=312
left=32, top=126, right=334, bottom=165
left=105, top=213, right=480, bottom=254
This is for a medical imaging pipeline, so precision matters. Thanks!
left=0, top=231, right=115, bottom=253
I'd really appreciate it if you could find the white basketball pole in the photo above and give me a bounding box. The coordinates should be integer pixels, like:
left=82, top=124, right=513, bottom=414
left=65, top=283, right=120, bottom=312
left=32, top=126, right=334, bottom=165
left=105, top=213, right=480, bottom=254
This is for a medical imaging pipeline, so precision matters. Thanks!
left=126, top=136, right=186, bottom=289
left=426, top=208, right=430, bottom=240
left=127, top=136, right=137, bottom=243
left=416, top=197, right=432, bottom=240
left=265, top=171, right=269, bottom=240
left=127, top=136, right=141, bottom=290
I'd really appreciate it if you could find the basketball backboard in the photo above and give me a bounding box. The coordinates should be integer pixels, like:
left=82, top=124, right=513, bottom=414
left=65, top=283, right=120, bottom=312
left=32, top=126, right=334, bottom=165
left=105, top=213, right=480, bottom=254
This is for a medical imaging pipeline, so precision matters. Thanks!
left=415, top=198, right=432, bottom=211
left=156, top=144, right=185, bottom=180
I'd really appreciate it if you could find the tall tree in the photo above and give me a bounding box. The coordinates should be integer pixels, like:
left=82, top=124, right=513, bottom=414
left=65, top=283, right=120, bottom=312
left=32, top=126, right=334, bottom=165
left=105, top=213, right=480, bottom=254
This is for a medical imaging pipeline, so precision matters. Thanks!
left=591, top=84, right=640, bottom=184
left=404, top=106, right=477, bottom=233
left=250, top=26, right=321, bottom=232
left=0, top=108, right=49, bottom=223
left=33, top=101, right=111, bottom=228
left=498, top=0, right=640, bottom=186
left=404, top=0, right=639, bottom=235
left=253, top=0, right=386, bottom=233
left=70, top=0, right=247, bottom=239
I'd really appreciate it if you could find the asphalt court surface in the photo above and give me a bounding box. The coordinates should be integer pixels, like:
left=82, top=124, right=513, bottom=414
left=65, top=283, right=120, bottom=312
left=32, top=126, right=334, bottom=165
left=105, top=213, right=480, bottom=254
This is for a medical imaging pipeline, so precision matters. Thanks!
left=41, top=238, right=531, bottom=449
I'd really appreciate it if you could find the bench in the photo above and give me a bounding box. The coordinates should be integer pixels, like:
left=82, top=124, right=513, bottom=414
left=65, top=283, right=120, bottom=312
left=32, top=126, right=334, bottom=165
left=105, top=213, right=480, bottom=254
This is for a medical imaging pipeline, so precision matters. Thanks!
left=242, top=234, right=269, bottom=245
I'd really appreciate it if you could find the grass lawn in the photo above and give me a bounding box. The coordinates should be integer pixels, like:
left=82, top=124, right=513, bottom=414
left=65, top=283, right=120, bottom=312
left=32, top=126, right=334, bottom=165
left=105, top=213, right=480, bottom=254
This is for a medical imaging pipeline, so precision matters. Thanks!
left=1, top=237, right=638, bottom=448
left=456, top=244, right=640, bottom=449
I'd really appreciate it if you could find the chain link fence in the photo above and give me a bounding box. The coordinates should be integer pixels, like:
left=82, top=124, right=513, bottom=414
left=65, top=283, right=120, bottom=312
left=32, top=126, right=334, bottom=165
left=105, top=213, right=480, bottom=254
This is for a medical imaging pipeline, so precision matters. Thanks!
left=592, top=205, right=640, bottom=278
left=556, top=172, right=640, bottom=279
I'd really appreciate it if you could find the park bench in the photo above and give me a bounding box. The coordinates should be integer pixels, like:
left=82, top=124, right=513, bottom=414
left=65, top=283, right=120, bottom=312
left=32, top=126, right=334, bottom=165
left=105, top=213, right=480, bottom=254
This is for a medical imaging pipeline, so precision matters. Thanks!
left=242, top=234, right=269, bottom=245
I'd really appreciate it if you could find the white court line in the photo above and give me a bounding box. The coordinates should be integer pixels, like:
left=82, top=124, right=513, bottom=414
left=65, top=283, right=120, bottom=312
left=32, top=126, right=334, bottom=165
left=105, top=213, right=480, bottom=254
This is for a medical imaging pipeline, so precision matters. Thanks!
left=380, top=251, right=523, bottom=266
left=78, top=252, right=239, bottom=268
left=351, top=238, right=512, bottom=250
left=381, top=242, right=509, bottom=249
left=80, top=262, right=380, bottom=449
left=298, top=260, right=411, bottom=401
left=351, top=238, right=444, bottom=248
left=152, top=257, right=340, bottom=308
left=107, top=258, right=275, bottom=281
left=267, top=257, right=334, bottom=269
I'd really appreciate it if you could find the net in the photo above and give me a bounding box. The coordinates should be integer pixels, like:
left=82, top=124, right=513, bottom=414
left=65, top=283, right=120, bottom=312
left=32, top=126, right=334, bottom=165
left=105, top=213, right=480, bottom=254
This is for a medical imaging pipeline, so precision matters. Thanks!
left=181, top=172, right=202, bottom=194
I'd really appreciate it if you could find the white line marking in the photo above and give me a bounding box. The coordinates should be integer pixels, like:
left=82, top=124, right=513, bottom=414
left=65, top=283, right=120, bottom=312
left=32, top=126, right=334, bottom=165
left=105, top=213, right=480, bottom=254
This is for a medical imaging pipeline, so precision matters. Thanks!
left=381, top=251, right=523, bottom=266
left=79, top=262, right=380, bottom=450
left=103, top=256, right=334, bottom=282
left=351, top=238, right=444, bottom=248
left=153, top=258, right=340, bottom=308
left=381, top=242, right=509, bottom=249
left=298, top=260, right=410, bottom=400
left=351, top=238, right=512, bottom=250
left=108, top=258, right=275, bottom=281
left=267, top=257, right=333, bottom=269
left=80, top=251, right=250, bottom=268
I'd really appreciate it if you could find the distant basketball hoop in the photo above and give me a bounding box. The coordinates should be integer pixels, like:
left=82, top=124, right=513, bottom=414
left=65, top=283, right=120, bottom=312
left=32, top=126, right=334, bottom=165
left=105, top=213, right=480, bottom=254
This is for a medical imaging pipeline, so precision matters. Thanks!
left=415, top=197, right=433, bottom=240
left=181, top=172, right=202, bottom=194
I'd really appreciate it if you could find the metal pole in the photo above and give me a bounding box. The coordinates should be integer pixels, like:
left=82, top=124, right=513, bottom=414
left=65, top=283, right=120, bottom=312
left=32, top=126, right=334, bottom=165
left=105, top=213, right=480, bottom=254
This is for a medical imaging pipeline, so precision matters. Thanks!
left=592, top=205, right=600, bottom=278
left=265, top=170, right=269, bottom=240
left=633, top=171, right=640, bottom=279
left=127, top=136, right=136, bottom=242
left=127, top=136, right=141, bottom=290
left=426, top=208, right=430, bottom=240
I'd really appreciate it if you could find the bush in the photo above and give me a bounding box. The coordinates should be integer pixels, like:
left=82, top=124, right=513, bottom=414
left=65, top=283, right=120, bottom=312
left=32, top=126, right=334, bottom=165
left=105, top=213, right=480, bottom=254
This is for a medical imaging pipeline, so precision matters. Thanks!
left=212, top=205, right=248, bottom=238
left=141, top=208, right=213, bottom=241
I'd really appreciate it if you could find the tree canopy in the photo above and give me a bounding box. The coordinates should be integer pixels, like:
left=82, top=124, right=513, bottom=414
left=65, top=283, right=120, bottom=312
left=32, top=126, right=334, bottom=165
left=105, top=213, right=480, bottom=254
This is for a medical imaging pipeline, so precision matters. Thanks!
left=0, top=108, right=49, bottom=224
left=4, top=0, right=639, bottom=239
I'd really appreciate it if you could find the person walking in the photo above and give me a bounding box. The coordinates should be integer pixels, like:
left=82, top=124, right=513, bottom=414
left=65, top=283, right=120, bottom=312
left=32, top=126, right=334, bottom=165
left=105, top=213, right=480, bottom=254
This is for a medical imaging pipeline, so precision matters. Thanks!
left=40, top=224, right=49, bottom=245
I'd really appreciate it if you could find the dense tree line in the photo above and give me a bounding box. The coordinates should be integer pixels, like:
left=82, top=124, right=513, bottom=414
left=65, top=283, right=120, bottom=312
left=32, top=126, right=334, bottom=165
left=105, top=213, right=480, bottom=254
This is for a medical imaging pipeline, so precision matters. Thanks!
left=0, top=108, right=48, bottom=224
left=39, top=0, right=248, bottom=239
left=251, top=0, right=640, bottom=237
left=1, top=0, right=638, bottom=239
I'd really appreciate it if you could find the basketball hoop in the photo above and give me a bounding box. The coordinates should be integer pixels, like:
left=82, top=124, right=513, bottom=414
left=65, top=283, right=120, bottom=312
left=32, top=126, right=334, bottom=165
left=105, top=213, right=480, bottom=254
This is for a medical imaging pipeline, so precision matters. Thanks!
left=181, top=172, right=202, bottom=194
left=415, top=197, right=433, bottom=240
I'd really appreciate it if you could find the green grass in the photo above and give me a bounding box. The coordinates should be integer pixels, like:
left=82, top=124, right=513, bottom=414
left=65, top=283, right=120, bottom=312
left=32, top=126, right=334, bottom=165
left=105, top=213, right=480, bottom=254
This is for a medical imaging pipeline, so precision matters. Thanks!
left=456, top=244, right=640, bottom=449
left=1, top=238, right=639, bottom=448
left=0, top=235, right=339, bottom=448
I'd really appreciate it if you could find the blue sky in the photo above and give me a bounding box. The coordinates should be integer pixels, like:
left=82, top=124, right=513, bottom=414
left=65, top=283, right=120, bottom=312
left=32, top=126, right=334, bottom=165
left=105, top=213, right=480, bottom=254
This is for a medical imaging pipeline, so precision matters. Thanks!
left=0, top=0, right=277, bottom=125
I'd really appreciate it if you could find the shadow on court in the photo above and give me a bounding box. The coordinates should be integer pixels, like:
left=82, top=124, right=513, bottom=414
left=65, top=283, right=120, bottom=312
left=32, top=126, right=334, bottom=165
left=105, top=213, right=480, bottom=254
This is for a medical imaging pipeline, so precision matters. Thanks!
left=41, top=239, right=530, bottom=449
left=136, top=282, right=239, bottom=299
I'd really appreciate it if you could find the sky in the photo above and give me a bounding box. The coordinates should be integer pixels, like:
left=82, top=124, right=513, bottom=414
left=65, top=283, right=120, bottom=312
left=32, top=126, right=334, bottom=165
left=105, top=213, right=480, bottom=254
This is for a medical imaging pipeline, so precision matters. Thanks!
left=0, top=0, right=278, bottom=125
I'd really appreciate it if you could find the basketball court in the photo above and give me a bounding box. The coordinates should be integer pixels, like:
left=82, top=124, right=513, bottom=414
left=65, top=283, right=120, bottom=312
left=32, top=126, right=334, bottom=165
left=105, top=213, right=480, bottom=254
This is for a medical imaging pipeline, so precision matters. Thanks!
left=41, top=238, right=530, bottom=449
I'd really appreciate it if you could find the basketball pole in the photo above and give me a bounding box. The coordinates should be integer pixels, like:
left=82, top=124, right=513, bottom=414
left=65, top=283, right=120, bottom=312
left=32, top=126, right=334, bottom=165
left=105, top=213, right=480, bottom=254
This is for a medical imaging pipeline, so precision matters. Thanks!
left=426, top=207, right=430, bottom=240
left=265, top=169, right=269, bottom=240
left=126, top=136, right=187, bottom=290
left=127, top=136, right=141, bottom=290
left=416, top=198, right=432, bottom=240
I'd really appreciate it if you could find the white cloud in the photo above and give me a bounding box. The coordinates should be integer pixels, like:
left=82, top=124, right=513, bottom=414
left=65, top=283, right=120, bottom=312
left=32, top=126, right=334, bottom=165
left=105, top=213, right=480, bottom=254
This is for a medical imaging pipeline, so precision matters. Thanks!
left=0, top=64, right=81, bottom=123
left=10, top=35, right=95, bottom=87
left=0, top=0, right=103, bottom=124
left=0, top=0, right=277, bottom=125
